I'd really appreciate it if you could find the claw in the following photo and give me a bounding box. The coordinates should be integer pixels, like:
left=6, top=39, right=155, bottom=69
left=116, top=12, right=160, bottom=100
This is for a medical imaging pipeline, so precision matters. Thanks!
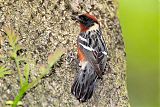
left=66, top=50, right=76, bottom=65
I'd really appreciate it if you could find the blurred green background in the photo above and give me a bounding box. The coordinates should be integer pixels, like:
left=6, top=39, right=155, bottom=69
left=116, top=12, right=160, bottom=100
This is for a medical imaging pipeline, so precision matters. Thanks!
left=118, top=0, right=159, bottom=107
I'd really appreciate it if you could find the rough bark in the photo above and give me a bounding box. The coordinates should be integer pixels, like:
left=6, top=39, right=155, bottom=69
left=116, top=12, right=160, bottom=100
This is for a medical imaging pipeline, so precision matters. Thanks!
left=0, top=0, right=130, bottom=107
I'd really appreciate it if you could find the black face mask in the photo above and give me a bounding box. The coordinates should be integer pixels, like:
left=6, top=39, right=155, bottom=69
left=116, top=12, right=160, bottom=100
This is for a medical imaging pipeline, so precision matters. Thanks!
left=79, top=15, right=96, bottom=27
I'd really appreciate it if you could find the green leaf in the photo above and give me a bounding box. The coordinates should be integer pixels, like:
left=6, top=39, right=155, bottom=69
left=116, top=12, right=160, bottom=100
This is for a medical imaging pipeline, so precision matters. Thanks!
left=5, top=27, right=14, bottom=47
left=4, top=27, right=19, bottom=49
left=8, top=47, right=63, bottom=106
left=8, top=51, right=16, bottom=59
left=27, top=48, right=64, bottom=90
left=6, top=100, right=23, bottom=106
left=39, top=64, right=47, bottom=74
left=12, top=82, right=28, bottom=107
left=12, top=33, right=19, bottom=45
left=15, top=44, right=22, bottom=52
left=0, top=66, right=11, bottom=78
left=48, top=48, right=64, bottom=68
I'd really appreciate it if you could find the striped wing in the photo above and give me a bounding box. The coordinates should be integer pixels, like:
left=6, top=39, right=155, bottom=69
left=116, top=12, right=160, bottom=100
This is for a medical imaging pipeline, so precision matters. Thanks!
left=77, top=28, right=107, bottom=78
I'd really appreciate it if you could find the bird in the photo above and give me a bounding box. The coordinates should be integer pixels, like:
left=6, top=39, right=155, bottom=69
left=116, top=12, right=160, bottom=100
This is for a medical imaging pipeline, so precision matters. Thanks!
left=71, top=13, right=108, bottom=102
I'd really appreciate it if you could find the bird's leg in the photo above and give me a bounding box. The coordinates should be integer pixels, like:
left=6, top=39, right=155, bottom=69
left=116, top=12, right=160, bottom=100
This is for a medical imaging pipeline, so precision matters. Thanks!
left=66, top=50, right=75, bottom=64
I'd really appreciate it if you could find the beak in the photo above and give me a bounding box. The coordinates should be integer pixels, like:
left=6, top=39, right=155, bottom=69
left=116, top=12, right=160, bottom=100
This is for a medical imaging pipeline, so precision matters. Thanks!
left=71, top=15, right=81, bottom=22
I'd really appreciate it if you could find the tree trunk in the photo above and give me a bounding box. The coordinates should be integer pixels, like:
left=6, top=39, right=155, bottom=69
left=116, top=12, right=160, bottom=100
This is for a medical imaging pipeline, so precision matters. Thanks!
left=0, top=0, right=130, bottom=106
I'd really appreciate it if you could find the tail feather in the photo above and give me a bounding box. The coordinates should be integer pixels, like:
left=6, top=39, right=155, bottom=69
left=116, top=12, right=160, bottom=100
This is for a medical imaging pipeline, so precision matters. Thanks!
left=71, top=63, right=98, bottom=102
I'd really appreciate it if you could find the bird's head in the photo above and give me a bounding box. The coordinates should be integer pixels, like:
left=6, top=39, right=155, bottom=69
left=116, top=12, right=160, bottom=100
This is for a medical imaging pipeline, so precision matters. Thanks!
left=72, top=13, right=99, bottom=32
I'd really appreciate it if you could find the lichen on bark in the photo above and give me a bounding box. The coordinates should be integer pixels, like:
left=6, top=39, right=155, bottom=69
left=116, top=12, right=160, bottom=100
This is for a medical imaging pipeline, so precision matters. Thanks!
left=0, top=0, right=130, bottom=106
